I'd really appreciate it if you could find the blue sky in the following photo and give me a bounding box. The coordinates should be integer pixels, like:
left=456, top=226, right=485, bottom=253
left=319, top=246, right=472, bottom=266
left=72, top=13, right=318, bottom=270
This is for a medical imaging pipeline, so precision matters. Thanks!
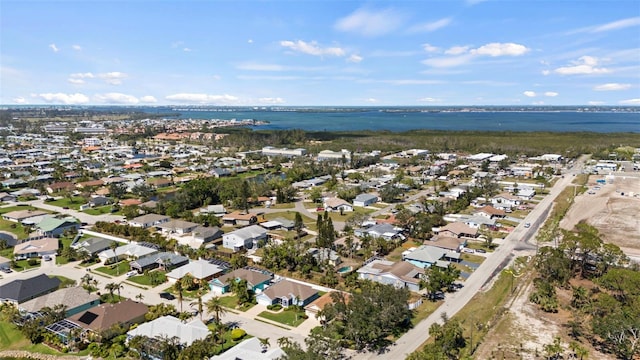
left=1, top=0, right=639, bottom=106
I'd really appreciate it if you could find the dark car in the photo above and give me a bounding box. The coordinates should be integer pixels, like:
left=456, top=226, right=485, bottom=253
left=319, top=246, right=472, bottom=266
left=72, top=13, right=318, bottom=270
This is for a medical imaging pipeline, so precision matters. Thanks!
left=475, top=249, right=487, bottom=254
left=159, top=292, right=175, bottom=300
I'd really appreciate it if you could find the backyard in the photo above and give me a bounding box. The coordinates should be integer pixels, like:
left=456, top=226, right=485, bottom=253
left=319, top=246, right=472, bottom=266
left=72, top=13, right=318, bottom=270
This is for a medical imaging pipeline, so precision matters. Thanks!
left=94, top=261, right=130, bottom=277
left=218, top=294, right=256, bottom=312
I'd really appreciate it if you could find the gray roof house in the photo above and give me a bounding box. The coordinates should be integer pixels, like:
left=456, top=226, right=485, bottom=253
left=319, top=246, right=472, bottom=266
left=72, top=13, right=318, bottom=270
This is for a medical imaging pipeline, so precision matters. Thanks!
left=19, top=286, right=100, bottom=317
left=0, top=274, right=61, bottom=304
left=129, top=252, right=189, bottom=273
left=256, top=279, right=318, bottom=307
left=128, top=214, right=170, bottom=229
left=357, top=259, right=424, bottom=292
left=402, top=245, right=457, bottom=269
left=354, top=223, right=405, bottom=241
left=166, top=260, right=224, bottom=282
left=71, top=237, right=115, bottom=257
left=158, top=219, right=199, bottom=235
left=353, top=193, right=378, bottom=207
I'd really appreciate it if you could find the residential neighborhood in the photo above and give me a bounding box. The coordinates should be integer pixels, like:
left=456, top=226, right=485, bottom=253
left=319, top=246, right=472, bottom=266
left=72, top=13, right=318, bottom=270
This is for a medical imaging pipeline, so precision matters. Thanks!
left=0, top=114, right=638, bottom=360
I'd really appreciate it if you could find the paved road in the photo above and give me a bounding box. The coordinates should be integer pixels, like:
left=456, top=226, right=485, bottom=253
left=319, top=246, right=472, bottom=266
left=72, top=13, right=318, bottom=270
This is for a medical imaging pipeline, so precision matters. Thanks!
left=356, top=162, right=584, bottom=360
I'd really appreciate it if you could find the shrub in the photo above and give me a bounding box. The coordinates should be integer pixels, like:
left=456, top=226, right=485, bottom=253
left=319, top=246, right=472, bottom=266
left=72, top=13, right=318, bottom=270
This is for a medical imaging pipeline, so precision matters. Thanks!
left=267, top=304, right=282, bottom=311
left=230, top=328, right=246, bottom=340
left=27, top=258, right=38, bottom=266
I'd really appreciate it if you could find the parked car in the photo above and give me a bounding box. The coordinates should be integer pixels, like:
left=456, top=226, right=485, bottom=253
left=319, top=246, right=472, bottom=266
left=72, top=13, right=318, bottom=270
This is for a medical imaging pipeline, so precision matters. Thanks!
left=463, top=248, right=475, bottom=254
left=42, top=255, right=52, bottom=261
left=160, top=292, right=175, bottom=300
left=1, top=267, right=12, bottom=273
left=126, top=270, right=138, bottom=278
left=524, top=222, right=531, bottom=228
left=475, top=249, right=487, bottom=254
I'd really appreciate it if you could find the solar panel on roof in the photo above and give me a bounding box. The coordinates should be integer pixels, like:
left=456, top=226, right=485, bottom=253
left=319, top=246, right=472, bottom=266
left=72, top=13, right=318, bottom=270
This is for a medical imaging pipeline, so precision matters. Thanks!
left=77, top=311, right=98, bottom=325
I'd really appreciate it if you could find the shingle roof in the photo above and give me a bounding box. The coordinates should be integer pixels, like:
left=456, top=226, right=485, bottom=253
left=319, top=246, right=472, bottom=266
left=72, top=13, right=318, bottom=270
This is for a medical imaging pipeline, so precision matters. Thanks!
left=217, top=268, right=272, bottom=288
left=261, top=280, right=317, bottom=302
left=0, top=274, right=61, bottom=303
left=68, top=299, right=148, bottom=332
left=19, top=286, right=99, bottom=313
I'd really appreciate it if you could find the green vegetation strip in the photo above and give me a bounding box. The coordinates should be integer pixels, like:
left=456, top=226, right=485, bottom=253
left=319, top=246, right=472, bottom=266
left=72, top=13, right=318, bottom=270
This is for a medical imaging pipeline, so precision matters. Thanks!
left=257, top=309, right=306, bottom=327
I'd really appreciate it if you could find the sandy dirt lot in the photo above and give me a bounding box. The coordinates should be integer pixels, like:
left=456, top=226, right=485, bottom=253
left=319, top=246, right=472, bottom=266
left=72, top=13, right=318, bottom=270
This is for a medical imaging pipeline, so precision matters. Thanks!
left=560, top=174, right=640, bottom=250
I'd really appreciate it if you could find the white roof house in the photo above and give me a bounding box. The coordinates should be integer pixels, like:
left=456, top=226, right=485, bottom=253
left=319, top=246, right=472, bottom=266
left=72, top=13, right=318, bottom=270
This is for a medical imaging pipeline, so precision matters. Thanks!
left=210, top=337, right=285, bottom=360
left=98, top=243, right=158, bottom=263
left=127, top=316, right=209, bottom=347
left=222, top=225, right=268, bottom=252
left=165, top=259, right=224, bottom=282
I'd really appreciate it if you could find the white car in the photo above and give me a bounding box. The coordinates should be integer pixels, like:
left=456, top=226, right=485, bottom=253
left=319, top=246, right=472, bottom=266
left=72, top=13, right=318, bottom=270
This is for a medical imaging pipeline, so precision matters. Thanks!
left=463, top=248, right=475, bottom=254
left=524, top=222, right=531, bottom=228
left=126, top=270, right=138, bottom=278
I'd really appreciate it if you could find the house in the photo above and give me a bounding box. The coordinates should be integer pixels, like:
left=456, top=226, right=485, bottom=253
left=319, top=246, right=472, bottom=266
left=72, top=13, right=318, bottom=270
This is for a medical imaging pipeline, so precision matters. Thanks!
left=0, top=192, right=16, bottom=202
left=19, top=287, right=100, bottom=317
left=222, top=225, right=268, bottom=252
left=308, top=247, right=342, bottom=266
left=435, top=222, right=478, bottom=239
left=304, top=291, right=346, bottom=319
left=0, top=274, right=61, bottom=304
left=353, top=193, right=378, bottom=207
left=128, top=214, right=170, bottom=229
left=222, top=211, right=259, bottom=226
left=323, top=197, right=353, bottom=212
left=198, top=204, right=226, bottom=217
left=147, top=178, right=173, bottom=189
left=517, top=187, right=536, bottom=200
left=177, top=225, right=224, bottom=249
left=491, top=192, right=521, bottom=210
left=129, top=252, right=189, bottom=273
left=119, top=198, right=142, bottom=207
left=429, top=236, right=466, bottom=253
left=158, top=219, right=199, bottom=236
left=87, top=196, right=111, bottom=207
left=13, top=237, right=59, bottom=260
left=402, top=245, right=459, bottom=268
left=210, top=268, right=273, bottom=294
left=46, top=181, right=75, bottom=194
left=259, top=218, right=295, bottom=231
left=256, top=279, right=318, bottom=307
left=66, top=299, right=148, bottom=339
left=71, top=237, right=116, bottom=257
left=35, top=216, right=80, bottom=237
left=2, top=209, right=48, bottom=223
left=357, top=259, right=424, bottom=292
left=165, top=259, right=224, bottom=283
left=127, top=316, right=209, bottom=350
left=473, top=205, right=506, bottom=219
left=98, top=243, right=158, bottom=264
left=210, top=337, right=285, bottom=360
left=354, top=223, right=405, bottom=241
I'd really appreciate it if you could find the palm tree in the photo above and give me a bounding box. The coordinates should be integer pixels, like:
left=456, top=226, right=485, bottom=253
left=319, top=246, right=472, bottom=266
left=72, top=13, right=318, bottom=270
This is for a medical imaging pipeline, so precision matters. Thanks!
left=189, top=292, right=204, bottom=321
left=135, top=293, right=144, bottom=303
left=258, top=337, right=270, bottom=353
left=105, top=282, right=118, bottom=301
left=205, top=296, right=226, bottom=324
left=109, top=241, right=118, bottom=265
left=174, top=280, right=184, bottom=312
left=115, top=282, right=124, bottom=299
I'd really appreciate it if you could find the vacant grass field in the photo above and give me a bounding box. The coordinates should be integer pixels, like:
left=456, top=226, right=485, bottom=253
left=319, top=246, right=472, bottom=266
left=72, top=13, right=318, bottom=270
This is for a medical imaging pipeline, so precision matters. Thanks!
left=46, top=196, right=87, bottom=210
left=257, top=308, right=306, bottom=327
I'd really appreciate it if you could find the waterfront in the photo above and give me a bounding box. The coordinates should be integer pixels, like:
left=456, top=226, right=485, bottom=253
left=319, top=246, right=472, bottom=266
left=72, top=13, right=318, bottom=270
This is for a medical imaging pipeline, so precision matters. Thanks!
left=150, top=108, right=640, bottom=133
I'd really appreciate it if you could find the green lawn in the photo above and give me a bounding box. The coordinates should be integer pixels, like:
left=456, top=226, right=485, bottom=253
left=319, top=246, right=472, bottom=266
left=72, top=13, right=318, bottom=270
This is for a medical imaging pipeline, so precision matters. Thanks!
left=95, top=261, right=130, bottom=276
left=0, top=219, right=30, bottom=240
left=218, top=295, right=256, bottom=312
left=0, top=321, right=76, bottom=355
left=13, top=259, right=41, bottom=270
left=46, top=196, right=86, bottom=210
left=0, top=205, right=39, bottom=214
left=128, top=272, right=167, bottom=287
left=84, top=205, right=122, bottom=216
left=257, top=308, right=307, bottom=327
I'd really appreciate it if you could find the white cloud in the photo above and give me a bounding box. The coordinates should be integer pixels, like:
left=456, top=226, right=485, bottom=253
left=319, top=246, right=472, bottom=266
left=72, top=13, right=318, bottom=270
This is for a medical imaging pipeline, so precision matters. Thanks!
left=523, top=91, right=537, bottom=97
left=258, top=97, right=285, bottom=104
left=347, top=54, right=363, bottom=63
left=570, top=17, right=640, bottom=34
left=12, top=97, right=28, bottom=104
left=422, top=44, right=439, bottom=53
left=445, top=46, right=469, bottom=55
left=334, top=7, right=406, bottom=36
left=588, top=101, right=605, bottom=105
left=593, top=83, right=632, bottom=91
left=98, top=72, right=127, bottom=85
left=280, top=40, right=346, bottom=57
left=94, top=93, right=140, bottom=104
left=364, top=98, right=378, bottom=103
left=72, top=45, right=82, bottom=51
left=247, top=39, right=253, bottom=44
left=49, top=43, right=59, bottom=52
left=542, top=70, right=551, bottom=76
left=183, top=48, right=192, bottom=52
left=470, top=42, right=529, bottom=57
left=409, top=17, right=452, bottom=33
left=237, top=63, right=285, bottom=71
left=140, top=96, right=158, bottom=103
left=619, top=98, right=640, bottom=105
left=544, top=91, right=559, bottom=97
left=68, top=78, right=85, bottom=85
left=418, top=97, right=441, bottom=102
left=70, top=72, right=95, bottom=79
left=165, top=93, right=240, bottom=105
left=422, top=54, right=474, bottom=68
left=553, top=56, right=610, bottom=75
left=32, top=92, right=89, bottom=104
